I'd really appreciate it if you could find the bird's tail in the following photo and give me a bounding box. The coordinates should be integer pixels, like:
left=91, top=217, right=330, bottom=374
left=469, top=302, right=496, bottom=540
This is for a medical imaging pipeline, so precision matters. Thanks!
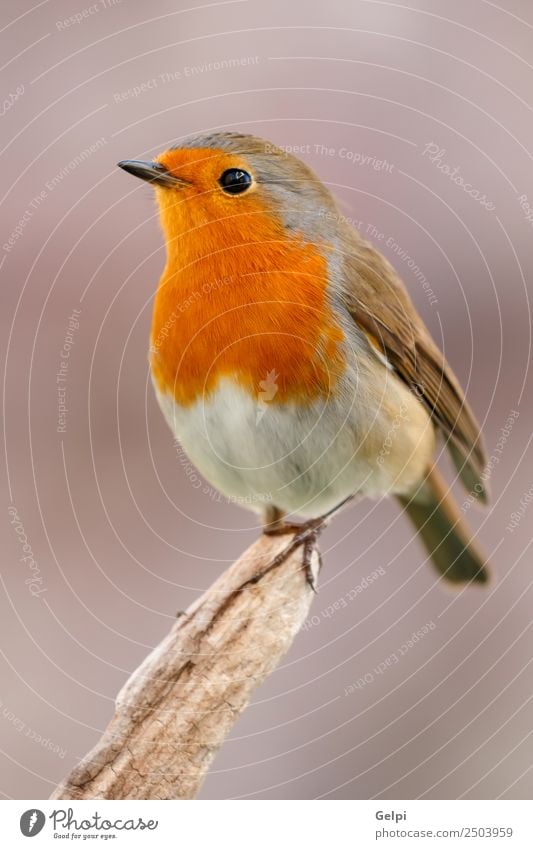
left=397, top=466, right=489, bottom=584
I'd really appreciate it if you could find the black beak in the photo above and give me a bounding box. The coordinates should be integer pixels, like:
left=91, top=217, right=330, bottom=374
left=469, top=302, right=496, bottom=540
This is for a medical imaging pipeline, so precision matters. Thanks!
left=117, top=159, right=189, bottom=188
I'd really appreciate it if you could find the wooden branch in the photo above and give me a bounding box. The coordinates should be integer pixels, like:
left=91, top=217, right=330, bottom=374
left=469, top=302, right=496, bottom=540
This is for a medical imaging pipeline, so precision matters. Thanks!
left=51, top=532, right=318, bottom=800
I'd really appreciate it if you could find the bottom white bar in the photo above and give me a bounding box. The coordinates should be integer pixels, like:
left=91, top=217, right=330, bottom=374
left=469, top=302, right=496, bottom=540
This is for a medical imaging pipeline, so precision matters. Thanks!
left=2, top=799, right=532, bottom=848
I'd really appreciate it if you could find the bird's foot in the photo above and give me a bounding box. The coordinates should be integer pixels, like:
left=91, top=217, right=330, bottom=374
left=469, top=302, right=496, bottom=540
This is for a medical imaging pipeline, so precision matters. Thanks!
left=260, top=495, right=355, bottom=591
left=263, top=517, right=326, bottom=592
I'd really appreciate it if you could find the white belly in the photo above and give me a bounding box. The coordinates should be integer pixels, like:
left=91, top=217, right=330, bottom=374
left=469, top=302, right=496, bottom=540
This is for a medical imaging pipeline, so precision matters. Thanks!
left=153, top=366, right=435, bottom=520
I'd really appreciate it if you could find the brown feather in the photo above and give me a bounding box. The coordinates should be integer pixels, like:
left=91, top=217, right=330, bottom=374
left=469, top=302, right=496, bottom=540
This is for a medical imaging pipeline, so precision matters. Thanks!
left=339, top=236, right=488, bottom=501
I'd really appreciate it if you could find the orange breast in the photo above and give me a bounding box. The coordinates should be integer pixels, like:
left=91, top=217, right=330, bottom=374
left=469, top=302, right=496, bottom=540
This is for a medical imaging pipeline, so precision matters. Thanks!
left=150, top=183, right=345, bottom=408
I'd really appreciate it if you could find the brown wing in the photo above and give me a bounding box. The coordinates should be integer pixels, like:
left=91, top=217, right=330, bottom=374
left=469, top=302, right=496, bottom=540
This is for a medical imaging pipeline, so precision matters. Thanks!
left=340, top=237, right=488, bottom=502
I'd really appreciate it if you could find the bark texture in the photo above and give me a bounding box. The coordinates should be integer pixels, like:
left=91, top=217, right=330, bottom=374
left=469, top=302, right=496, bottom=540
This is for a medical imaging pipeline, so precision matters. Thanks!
left=51, top=531, right=318, bottom=800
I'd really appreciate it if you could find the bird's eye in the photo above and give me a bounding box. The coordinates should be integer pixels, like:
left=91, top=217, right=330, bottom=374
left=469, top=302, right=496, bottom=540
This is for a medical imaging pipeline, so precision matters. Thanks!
left=219, top=168, right=253, bottom=195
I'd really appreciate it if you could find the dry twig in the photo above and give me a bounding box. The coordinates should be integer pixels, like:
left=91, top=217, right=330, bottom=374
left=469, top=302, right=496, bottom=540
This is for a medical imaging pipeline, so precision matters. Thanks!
left=51, top=531, right=318, bottom=800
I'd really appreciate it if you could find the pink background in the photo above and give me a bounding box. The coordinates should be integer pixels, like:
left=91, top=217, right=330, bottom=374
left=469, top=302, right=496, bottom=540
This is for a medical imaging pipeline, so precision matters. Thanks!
left=1, top=0, right=532, bottom=799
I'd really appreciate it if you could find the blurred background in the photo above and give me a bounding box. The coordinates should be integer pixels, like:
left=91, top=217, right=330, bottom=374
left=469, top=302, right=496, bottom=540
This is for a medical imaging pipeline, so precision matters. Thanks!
left=1, top=0, right=532, bottom=800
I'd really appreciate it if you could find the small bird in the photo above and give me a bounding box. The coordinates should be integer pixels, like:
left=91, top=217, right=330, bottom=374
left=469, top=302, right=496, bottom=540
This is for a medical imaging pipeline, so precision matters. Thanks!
left=118, top=132, right=489, bottom=586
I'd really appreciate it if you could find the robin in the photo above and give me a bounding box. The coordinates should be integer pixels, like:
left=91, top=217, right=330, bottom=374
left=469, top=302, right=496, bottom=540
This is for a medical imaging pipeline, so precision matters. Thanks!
left=118, top=132, right=489, bottom=586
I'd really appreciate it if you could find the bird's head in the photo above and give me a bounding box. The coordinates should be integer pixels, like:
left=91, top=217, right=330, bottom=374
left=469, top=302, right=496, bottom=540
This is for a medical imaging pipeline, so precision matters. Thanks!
left=118, top=132, right=338, bottom=258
